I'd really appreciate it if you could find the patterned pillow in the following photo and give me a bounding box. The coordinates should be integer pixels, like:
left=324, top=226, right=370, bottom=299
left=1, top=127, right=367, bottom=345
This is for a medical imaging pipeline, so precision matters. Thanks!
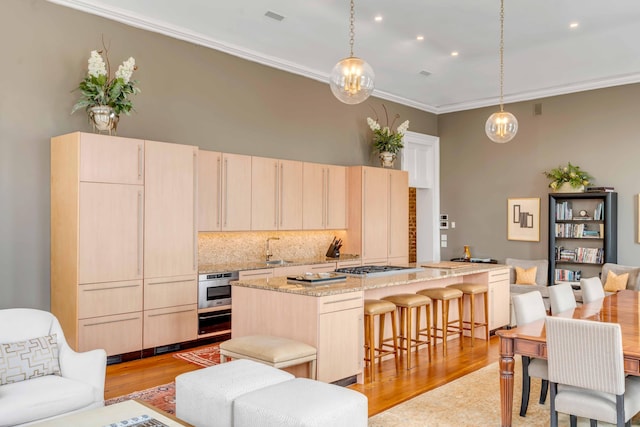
left=515, top=266, right=537, bottom=285
left=0, top=334, right=61, bottom=385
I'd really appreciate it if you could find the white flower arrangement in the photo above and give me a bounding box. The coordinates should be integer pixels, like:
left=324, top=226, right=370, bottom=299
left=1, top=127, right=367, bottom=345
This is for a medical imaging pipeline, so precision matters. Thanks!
left=71, top=47, right=140, bottom=116
left=367, top=104, right=409, bottom=154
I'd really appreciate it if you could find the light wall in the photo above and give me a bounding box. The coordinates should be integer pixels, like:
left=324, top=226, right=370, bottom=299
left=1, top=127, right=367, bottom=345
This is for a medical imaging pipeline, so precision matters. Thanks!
left=438, top=86, right=640, bottom=265
left=0, top=0, right=437, bottom=309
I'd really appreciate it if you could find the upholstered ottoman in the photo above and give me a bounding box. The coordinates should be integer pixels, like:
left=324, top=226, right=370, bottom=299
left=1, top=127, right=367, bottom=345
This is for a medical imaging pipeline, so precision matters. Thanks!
left=175, top=359, right=294, bottom=427
left=233, top=378, right=368, bottom=427
left=220, top=335, right=317, bottom=379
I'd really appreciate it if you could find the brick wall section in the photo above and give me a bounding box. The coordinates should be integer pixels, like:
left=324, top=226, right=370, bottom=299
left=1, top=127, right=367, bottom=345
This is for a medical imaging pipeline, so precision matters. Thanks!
left=409, top=187, right=417, bottom=263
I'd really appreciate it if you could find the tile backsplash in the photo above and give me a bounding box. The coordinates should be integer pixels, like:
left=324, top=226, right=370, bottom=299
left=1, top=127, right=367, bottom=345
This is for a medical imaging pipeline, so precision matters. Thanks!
left=198, top=230, right=349, bottom=265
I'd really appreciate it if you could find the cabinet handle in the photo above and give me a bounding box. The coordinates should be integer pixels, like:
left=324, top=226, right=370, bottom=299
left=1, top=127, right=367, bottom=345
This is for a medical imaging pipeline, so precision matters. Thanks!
left=137, top=190, right=143, bottom=276
left=224, top=158, right=228, bottom=228
left=274, top=162, right=279, bottom=227
left=326, top=168, right=330, bottom=227
left=147, top=279, right=193, bottom=286
left=193, top=150, right=197, bottom=270
left=137, top=144, right=143, bottom=181
left=84, top=317, right=140, bottom=327
left=242, top=271, right=271, bottom=277
left=216, top=157, right=222, bottom=227
left=322, top=169, right=327, bottom=227
left=280, top=163, right=284, bottom=227
left=82, top=284, right=140, bottom=292
left=148, top=309, right=195, bottom=318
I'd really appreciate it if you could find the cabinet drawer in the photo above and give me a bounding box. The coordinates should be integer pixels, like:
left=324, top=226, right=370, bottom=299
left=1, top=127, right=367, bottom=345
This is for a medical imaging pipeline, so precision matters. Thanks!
left=78, top=280, right=143, bottom=319
left=79, top=312, right=142, bottom=356
left=337, top=260, right=361, bottom=269
left=318, top=292, right=363, bottom=314
left=239, top=269, right=274, bottom=280
left=144, top=276, right=196, bottom=310
left=143, top=304, right=198, bottom=349
left=489, top=268, right=510, bottom=284
left=280, top=263, right=336, bottom=277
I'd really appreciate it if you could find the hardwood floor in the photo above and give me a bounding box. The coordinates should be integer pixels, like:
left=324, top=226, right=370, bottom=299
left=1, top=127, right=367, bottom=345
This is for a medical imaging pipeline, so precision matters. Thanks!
left=106, top=334, right=501, bottom=417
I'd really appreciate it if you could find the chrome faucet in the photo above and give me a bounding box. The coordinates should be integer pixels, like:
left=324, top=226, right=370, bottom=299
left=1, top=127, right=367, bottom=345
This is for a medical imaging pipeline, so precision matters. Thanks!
left=266, top=237, right=280, bottom=261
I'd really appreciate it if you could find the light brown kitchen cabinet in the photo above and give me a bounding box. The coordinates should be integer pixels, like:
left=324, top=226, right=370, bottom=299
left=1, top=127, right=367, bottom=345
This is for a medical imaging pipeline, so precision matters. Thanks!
left=488, top=268, right=510, bottom=331
left=345, top=166, right=409, bottom=264
left=239, top=269, right=274, bottom=280
left=198, top=150, right=252, bottom=231
left=302, top=163, right=347, bottom=230
left=276, top=263, right=337, bottom=277
left=251, top=157, right=303, bottom=230
left=51, top=132, right=198, bottom=357
left=143, top=304, right=198, bottom=349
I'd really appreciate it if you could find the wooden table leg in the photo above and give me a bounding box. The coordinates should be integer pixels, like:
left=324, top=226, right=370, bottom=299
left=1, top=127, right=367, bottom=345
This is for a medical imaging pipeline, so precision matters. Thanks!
left=499, top=336, right=515, bottom=427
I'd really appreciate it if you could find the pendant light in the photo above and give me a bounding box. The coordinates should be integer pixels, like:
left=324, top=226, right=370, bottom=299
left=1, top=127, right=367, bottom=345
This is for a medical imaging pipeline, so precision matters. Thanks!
left=329, top=0, right=374, bottom=104
left=485, top=0, right=518, bottom=143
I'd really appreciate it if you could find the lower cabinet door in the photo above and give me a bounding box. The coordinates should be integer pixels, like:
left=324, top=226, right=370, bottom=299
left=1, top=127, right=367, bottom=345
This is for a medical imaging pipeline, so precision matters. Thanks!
left=143, top=304, right=198, bottom=349
left=318, top=307, right=363, bottom=383
left=489, top=268, right=511, bottom=330
left=79, top=312, right=143, bottom=356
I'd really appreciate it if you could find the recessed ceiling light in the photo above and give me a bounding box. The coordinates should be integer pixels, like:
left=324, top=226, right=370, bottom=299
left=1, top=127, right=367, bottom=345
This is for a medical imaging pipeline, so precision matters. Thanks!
left=416, top=35, right=424, bottom=41
left=451, top=51, right=459, bottom=57
left=374, top=15, right=383, bottom=22
left=265, top=11, right=285, bottom=21
left=569, top=22, right=579, bottom=29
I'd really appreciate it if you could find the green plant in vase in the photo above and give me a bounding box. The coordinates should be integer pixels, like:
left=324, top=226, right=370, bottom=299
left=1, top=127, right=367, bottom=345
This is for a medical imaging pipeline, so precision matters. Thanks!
left=366, top=104, right=409, bottom=168
left=543, top=162, right=593, bottom=192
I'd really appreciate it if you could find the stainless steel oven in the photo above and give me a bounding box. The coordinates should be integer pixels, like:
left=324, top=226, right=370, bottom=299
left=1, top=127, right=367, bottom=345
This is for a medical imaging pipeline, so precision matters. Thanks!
left=198, top=271, right=236, bottom=309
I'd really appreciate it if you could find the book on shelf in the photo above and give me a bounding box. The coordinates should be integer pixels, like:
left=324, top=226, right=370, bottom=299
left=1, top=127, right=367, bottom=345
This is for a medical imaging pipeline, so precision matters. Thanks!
left=555, top=268, right=582, bottom=282
left=585, top=186, right=615, bottom=192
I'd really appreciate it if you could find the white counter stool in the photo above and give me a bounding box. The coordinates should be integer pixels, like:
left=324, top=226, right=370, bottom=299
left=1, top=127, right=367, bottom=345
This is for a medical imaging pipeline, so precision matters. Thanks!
left=417, top=287, right=463, bottom=355
left=220, top=335, right=317, bottom=379
left=381, top=293, right=431, bottom=370
left=364, top=299, right=399, bottom=382
left=447, top=283, right=489, bottom=345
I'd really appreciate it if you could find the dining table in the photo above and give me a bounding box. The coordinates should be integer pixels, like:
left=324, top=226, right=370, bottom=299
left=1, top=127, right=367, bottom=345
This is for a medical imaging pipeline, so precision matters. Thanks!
left=496, top=289, right=640, bottom=427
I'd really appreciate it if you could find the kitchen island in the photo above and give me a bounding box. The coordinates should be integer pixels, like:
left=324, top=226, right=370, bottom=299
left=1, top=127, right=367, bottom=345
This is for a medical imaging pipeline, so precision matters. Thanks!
left=231, top=263, right=509, bottom=384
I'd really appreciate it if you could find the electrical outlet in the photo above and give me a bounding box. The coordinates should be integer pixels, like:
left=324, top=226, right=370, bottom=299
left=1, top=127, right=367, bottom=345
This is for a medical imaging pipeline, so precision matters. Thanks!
left=441, top=241, right=447, bottom=248
left=451, top=221, right=456, bottom=228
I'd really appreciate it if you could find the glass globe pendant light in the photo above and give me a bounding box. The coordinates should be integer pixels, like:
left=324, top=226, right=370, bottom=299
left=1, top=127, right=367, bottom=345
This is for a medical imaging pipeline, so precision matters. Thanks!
left=329, top=0, right=374, bottom=104
left=485, top=0, right=518, bottom=143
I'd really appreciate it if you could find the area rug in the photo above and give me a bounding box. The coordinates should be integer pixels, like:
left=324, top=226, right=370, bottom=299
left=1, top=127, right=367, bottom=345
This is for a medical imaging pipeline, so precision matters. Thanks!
left=368, top=358, right=640, bottom=427
left=105, top=382, right=176, bottom=415
left=172, top=344, right=220, bottom=367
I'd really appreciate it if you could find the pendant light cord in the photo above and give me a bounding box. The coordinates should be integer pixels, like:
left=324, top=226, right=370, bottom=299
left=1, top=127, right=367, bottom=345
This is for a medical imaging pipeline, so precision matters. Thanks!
left=499, top=0, right=505, bottom=112
left=349, top=0, right=355, bottom=57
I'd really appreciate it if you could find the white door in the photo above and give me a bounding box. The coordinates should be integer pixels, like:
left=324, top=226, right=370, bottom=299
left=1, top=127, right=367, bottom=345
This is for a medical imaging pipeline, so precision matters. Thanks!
left=401, top=131, right=440, bottom=263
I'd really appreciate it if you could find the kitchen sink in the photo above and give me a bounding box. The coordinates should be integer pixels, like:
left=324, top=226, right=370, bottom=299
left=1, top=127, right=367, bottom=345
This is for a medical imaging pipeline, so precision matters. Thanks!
left=265, top=259, right=293, bottom=265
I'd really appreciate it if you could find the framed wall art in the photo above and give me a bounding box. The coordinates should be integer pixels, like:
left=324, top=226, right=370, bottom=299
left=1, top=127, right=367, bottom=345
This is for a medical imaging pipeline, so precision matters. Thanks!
left=507, top=197, right=540, bottom=242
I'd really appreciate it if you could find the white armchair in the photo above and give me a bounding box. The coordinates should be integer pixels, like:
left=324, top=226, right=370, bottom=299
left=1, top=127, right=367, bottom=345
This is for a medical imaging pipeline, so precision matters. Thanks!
left=0, top=308, right=107, bottom=426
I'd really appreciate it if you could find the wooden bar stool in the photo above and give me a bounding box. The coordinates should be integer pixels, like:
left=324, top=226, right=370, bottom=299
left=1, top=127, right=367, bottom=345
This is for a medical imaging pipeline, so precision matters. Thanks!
left=447, top=283, right=489, bottom=345
left=416, top=287, right=463, bottom=355
left=363, top=299, right=399, bottom=382
left=381, top=293, right=431, bottom=370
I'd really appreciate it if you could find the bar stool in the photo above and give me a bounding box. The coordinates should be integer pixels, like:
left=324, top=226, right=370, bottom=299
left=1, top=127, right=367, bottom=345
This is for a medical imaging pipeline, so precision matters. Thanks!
left=363, top=299, right=399, bottom=382
left=416, top=287, right=463, bottom=355
left=381, top=293, right=431, bottom=370
left=447, top=283, right=489, bottom=345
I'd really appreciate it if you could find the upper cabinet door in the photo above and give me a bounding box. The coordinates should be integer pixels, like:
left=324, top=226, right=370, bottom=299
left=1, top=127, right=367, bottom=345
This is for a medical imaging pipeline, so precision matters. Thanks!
left=144, top=140, right=197, bottom=278
left=198, top=150, right=222, bottom=232
left=78, top=182, right=143, bottom=284
left=325, top=165, right=347, bottom=230
left=388, top=170, right=409, bottom=259
left=362, top=167, right=389, bottom=261
left=278, top=159, right=303, bottom=230
left=302, top=162, right=325, bottom=230
left=80, top=133, right=144, bottom=185
left=221, top=153, right=252, bottom=231
left=251, top=156, right=279, bottom=230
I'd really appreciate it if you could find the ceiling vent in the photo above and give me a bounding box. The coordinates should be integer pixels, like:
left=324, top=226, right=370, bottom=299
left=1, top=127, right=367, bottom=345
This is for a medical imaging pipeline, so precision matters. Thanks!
left=419, top=70, right=432, bottom=77
left=265, top=11, right=285, bottom=21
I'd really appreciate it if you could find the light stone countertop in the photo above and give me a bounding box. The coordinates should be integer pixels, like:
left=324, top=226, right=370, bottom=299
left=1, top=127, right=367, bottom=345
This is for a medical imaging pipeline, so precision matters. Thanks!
left=198, top=253, right=360, bottom=275
left=231, top=263, right=508, bottom=297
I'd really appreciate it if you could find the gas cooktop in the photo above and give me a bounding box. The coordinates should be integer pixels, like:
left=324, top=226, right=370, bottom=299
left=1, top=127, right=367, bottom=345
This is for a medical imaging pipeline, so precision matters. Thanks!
left=334, top=265, right=425, bottom=278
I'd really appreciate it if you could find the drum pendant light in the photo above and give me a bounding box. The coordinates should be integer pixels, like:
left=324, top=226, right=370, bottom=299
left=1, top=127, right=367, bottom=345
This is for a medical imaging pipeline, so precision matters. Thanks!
left=329, top=0, right=375, bottom=104
left=485, top=0, right=518, bottom=143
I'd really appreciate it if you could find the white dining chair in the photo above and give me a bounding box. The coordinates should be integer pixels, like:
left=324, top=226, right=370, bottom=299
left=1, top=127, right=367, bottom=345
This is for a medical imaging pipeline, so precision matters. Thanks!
left=546, top=316, right=640, bottom=427
left=512, top=291, right=548, bottom=417
left=580, top=277, right=605, bottom=304
left=548, top=283, right=577, bottom=315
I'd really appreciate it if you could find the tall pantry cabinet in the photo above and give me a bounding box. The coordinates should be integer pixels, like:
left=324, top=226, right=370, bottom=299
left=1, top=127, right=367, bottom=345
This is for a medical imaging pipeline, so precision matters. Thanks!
left=51, top=132, right=198, bottom=357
